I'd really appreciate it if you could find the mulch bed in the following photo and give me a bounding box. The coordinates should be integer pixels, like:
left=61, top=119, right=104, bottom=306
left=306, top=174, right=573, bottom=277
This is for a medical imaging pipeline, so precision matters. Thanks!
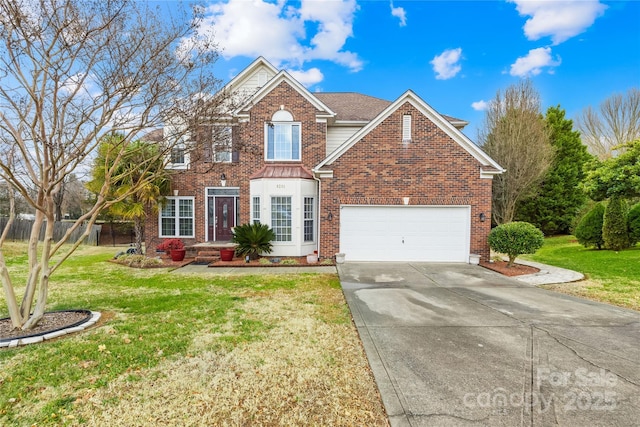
left=0, top=310, right=91, bottom=342
left=480, top=260, right=540, bottom=276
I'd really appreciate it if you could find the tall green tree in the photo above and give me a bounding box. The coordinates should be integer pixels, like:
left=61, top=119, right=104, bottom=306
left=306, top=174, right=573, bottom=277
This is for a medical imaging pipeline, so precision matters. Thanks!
left=87, top=135, right=170, bottom=255
left=583, top=139, right=640, bottom=201
left=574, top=203, right=605, bottom=249
left=603, top=195, right=630, bottom=251
left=583, top=139, right=640, bottom=251
left=516, top=106, right=592, bottom=234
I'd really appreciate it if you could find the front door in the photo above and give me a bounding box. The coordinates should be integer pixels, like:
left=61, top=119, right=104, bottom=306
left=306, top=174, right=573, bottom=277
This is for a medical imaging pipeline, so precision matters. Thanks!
left=214, top=197, right=235, bottom=241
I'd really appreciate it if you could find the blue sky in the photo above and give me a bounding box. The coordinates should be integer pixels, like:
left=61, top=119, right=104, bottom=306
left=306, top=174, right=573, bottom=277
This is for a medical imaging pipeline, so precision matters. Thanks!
left=168, top=0, right=639, bottom=138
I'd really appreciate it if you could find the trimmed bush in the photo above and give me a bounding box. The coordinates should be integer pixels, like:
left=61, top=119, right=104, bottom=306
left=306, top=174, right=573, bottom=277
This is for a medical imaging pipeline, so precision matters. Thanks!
left=603, top=195, right=630, bottom=251
left=488, top=222, right=545, bottom=267
left=627, top=203, right=640, bottom=247
left=231, top=223, right=276, bottom=259
left=574, top=203, right=605, bottom=249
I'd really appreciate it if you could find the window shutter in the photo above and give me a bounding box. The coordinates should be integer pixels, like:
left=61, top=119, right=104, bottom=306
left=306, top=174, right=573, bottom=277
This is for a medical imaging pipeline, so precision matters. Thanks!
left=203, top=146, right=212, bottom=163
left=402, top=115, right=412, bottom=142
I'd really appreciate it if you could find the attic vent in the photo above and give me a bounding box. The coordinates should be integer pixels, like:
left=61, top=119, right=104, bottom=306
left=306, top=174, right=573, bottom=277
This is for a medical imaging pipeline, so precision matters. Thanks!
left=402, top=114, right=412, bottom=142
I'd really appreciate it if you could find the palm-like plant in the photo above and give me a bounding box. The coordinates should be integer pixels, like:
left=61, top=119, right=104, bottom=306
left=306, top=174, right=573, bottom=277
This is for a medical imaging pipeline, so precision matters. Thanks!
left=231, top=223, right=276, bottom=259
left=87, top=134, right=170, bottom=254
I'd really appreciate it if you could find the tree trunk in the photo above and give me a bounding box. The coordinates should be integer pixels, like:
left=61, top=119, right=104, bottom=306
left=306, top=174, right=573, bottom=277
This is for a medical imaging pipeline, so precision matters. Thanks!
left=133, top=217, right=144, bottom=255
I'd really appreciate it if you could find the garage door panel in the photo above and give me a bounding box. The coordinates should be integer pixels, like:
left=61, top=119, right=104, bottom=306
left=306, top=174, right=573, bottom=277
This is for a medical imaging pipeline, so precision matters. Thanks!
left=340, top=206, right=470, bottom=262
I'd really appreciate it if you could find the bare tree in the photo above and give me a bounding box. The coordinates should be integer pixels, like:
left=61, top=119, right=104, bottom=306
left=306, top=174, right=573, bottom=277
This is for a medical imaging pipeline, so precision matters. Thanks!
left=0, top=0, right=223, bottom=330
left=479, top=80, right=554, bottom=225
left=577, top=88, right=640, bottom=160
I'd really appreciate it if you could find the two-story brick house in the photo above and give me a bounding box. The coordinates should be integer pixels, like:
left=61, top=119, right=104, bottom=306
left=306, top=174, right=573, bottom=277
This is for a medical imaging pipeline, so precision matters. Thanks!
left=145, top=57, right=504, bottom=262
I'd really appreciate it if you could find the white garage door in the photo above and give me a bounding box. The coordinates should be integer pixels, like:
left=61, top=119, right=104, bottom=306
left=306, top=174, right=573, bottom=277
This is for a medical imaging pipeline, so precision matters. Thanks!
left=339, top=206, right=470, bottom=262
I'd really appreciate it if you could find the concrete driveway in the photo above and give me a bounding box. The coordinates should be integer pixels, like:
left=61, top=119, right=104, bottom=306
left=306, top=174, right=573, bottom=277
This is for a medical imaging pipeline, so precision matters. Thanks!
left=338, top=262, right=640, bottom=426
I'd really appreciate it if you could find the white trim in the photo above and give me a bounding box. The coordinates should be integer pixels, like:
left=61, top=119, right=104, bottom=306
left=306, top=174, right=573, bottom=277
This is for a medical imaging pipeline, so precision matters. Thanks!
left=480, top=168, right=504, bottom=179
left=312, top=169, right=334, bottom=179
left=205, top=187, right=240, bottom=241
left=159, top=197, right=195, bottom=238
left=339, top=204, right=471, bottom=262
left=234, top=71, right=336, bottom=119
left=315, top=90, right=504, bottom=173
left=220, top=57, right=279, bottom=94
left=265, top=121, right=302, bottom=161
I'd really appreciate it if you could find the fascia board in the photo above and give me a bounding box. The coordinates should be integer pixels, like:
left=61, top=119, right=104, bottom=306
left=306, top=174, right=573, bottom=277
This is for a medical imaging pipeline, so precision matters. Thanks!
left=220, top=56, right=279, bottom=94
left=233, top=71, right=336, bottom=118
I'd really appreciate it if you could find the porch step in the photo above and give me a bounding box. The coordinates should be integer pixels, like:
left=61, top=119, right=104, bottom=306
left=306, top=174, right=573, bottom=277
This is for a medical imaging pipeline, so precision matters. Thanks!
left=197, top=250, right=220, bottom=257
left=194, top=249, right=220, bottom=264
left=195, top=255, right=219, bottom=264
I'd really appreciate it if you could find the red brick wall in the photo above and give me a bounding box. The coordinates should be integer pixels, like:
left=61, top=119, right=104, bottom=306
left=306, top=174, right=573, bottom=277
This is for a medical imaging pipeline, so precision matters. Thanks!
left=319, top=102, right=493, bottom=261
left=145, top=81, right=327, bottom=252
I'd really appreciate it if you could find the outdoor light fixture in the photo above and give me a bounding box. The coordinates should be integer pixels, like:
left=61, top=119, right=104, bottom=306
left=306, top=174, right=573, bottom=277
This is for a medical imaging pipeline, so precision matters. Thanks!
left=479, top=212, right=486, bottom=222
left=327, top=212, right=333, bottom=221
left=173, top=189, right=179, bottom=196
left=220, top=173, right=226, bottom=187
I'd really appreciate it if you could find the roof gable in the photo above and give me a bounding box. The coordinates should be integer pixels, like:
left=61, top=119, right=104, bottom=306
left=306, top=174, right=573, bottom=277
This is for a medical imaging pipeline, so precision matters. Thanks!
left=315, top=90, right=504, bottom=172
left=221, top=56, right=279, bottom=94
left=234, top=71, right=335, bottom=118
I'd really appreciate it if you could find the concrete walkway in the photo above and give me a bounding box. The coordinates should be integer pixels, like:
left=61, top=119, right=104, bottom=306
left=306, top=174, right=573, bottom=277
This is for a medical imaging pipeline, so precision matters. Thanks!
left=338, top=262, right=640, bottom=426
left=172, top=263, right=337, bottom=275
left=509, top=259, right=584, bottom=286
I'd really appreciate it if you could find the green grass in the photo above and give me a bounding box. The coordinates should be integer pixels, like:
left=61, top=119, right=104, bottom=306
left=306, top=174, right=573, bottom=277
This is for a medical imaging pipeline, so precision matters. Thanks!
left=0, top=244, right=357, bottom=426
left=523, top=235, right=640, bottom=310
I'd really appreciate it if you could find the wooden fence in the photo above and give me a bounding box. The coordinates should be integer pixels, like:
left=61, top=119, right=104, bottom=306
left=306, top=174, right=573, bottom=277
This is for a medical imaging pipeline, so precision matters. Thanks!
left=0, top=218, right=102, bottom=245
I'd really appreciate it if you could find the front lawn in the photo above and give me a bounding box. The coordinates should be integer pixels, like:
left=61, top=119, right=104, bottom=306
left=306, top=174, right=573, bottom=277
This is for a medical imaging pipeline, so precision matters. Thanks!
left=523, top=235, right=640, bottom=311
left=0, top=243, right=387, bottom=426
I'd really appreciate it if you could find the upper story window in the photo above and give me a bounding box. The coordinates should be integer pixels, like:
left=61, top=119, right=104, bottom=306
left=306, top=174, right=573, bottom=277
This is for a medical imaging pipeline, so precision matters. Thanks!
left=266, top=110, right=300, bottom=161
left=213, top=125, right=232, bottom=162
left=171, top=145, right=185, bottom=164
left=167, top=141, right=189, bottom=170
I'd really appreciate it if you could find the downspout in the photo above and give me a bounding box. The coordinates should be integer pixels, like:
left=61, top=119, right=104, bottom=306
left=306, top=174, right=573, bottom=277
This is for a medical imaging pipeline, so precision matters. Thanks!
left=312, top=171, right=322, bottom=259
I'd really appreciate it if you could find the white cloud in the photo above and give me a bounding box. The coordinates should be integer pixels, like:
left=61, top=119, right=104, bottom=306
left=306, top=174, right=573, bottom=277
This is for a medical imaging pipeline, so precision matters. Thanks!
left=510, top=47, right=561, bottom=77
left=390, top=2, right=407, bottom=27
left=60, top=73, right=101, bottom=98
left=287, top=67, right=324, bottom=87
left=471, top=100, right=488, bottom=111
left=191, top=0, right=362, bottom=72
left=509, top=0, right=607, bottom=45
left=430, top=48, right=463, bottom=80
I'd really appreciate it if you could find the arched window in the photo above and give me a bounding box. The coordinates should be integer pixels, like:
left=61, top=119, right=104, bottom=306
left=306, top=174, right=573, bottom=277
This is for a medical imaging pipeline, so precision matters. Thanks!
left=266, top=110, right=300, bottom=161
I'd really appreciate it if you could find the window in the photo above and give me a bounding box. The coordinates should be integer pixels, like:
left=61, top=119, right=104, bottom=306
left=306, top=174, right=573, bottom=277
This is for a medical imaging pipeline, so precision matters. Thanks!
left=303, top=197, right=314, bottom=242
left=252, top=197, right=261, bottom=224
left=213, top=126, right=232, bottom=162
left=266, top=110, right=300, bottom=161
left=271, top=196, right=292, bottom=241
left=171, top=146, right=185, bottom=164
left=160, top=197, right=194, bottom=237
left=402, top=114, right=412, bottom=142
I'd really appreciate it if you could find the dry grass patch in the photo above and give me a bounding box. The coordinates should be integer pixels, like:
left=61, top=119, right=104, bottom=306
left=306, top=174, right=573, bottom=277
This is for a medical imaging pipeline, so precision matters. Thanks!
left=69, top=285, right=388, bottom=426
left=541, top=278, right=640, bottom=311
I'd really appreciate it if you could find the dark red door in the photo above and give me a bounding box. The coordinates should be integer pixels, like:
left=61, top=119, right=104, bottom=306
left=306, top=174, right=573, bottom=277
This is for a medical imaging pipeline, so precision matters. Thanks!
left=215, top=197, right=235, bottom=241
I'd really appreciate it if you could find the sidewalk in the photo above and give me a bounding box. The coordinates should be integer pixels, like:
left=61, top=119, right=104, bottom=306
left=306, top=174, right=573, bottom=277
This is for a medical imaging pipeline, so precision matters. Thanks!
left=511, top=259, right=584, bottom=285
left=172, top=264, right=337, bottom=275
